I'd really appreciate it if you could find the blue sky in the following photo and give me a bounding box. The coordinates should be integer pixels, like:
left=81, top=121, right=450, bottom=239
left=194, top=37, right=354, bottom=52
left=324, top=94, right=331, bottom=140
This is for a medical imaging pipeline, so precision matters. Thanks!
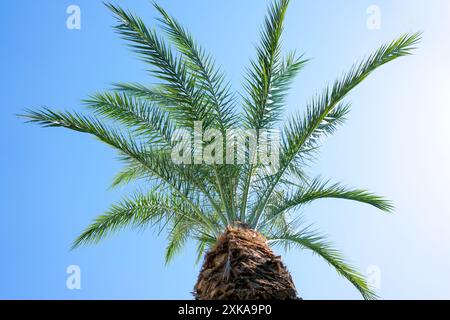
left=1, top=0, right=450, bottom=299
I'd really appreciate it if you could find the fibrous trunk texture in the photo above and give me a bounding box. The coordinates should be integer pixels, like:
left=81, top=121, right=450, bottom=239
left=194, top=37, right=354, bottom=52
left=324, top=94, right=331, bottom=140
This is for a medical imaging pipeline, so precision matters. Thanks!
left=194, top=225, right=299, bottom=300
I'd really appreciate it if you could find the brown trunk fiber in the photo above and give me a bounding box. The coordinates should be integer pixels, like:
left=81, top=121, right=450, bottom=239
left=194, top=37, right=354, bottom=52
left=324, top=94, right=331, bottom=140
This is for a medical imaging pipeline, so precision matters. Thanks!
left=194, top=225, right=299, bottom=300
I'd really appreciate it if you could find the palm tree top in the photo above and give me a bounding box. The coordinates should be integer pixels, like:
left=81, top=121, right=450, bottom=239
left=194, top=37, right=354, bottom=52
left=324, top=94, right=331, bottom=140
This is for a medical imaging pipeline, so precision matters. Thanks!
left=22, top=0, right=420, bottom=300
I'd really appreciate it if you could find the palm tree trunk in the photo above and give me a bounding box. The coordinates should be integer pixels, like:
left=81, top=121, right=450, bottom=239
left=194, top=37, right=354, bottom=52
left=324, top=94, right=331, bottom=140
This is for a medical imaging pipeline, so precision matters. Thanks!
left=194, top=225, right=299, bottom=300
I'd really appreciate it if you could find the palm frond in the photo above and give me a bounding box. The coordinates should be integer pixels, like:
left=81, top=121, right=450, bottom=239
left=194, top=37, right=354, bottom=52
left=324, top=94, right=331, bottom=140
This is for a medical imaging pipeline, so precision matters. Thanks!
left=113, top=82, right=173, bottom=105
left=22, top=1, right=422, bottom=300
left=243, top=0, right=292, bottom=129
left=109, top=162, right=149, bottom=189
left=21, top=108, right=223, bottom=232
left=154, top=3, right=238, bottom=131
left=239, top=0, right=310, bottom=220
left=269, top=51, right=308, bottom=119
left=85, top=91, right=174, bottom=146
left=105, top=2, right=212, bottom=128
left=252, top=32, right=421, bottom=226
left=287, top=178, right=394, bottom=212
left=260, top=178, right=393, bottom=229
left=194, top=239, right=208, bottom=264
left=284, top=33, right=421, bottom=167
left=72, top=190, right=174, bottom=249
left=269, top=229, right=378, bottom=300
left=165, top=216, right=193, bottom=264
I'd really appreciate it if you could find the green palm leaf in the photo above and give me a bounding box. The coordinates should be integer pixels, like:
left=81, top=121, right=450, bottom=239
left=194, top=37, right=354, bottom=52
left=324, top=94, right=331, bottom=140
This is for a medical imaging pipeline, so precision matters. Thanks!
left=72, top=190, right=174, bottom=249
left=251, top=32, right=421, bottom=227
left=105, top=3, right=213, bottom=129
left=22, top=0, right=421, bottom=300
left=85, top=91, right=174, bottom=146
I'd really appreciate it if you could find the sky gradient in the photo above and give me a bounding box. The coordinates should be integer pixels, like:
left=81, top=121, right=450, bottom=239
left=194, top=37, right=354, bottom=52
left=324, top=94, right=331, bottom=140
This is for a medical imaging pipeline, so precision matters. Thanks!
left=1, top=0, right=450, bottom=299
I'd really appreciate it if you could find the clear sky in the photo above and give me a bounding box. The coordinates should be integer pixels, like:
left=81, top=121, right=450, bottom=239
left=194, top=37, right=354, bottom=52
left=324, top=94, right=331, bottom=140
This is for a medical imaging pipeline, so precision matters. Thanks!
left=1, top=0, right=450, bottom=299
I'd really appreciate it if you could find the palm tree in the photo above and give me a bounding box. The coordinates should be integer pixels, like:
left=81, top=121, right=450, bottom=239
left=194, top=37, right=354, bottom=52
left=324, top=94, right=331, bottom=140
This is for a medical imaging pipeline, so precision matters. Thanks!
left=23, top=0, right=420, bottom=300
